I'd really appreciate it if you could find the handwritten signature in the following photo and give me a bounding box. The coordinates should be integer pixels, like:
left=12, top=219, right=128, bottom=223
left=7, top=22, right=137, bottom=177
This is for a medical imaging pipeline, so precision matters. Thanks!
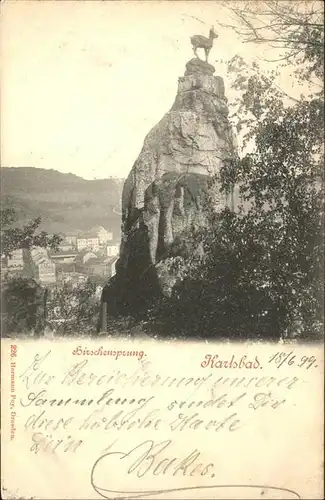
left=90, top=439, right=300, bottom=499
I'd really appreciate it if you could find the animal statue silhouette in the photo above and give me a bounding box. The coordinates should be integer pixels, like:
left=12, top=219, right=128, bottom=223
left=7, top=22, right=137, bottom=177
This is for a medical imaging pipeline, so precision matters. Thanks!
left=190, top=27, right=219, bottom=62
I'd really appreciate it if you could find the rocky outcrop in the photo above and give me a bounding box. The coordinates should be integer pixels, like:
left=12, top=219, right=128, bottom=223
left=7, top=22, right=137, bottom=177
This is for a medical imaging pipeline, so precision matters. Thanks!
left=100, top=59, right=237, bottom=324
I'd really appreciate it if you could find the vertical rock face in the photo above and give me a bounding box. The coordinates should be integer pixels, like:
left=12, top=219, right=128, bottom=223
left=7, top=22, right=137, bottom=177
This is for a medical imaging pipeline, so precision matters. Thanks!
left=101, top=59, right=236, bottom=319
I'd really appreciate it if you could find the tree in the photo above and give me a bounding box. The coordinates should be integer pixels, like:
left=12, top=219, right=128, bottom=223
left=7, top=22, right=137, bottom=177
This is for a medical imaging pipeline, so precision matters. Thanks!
left=1, top=207, right=62, bottom=336
left=1, top=208, right=62, bottom=257
left=220, top=0, right=324, bottom=82
left=219, top=0, right=324, bottom=339
left=1, top=276, right=47, bottom=336
left=147, top=1, right=324, bottom=341
left=46, top=280, right=101, bottom=335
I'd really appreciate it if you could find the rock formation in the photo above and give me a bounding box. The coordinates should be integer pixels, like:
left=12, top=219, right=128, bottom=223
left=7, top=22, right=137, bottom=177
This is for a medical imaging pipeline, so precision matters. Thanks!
left=100, top=58, right=237, bottom=327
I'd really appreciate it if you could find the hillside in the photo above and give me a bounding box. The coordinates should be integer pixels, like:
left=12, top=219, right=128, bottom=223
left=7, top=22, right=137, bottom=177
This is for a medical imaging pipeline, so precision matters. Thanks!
left=1, top=167, right=123, bottom=237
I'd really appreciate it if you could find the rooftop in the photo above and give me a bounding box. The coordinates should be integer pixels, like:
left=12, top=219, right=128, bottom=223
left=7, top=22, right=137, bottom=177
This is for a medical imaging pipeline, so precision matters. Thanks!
left=84, top=257, right=100, bottom=265
left=50, top=250, right=78, bottom=258
left=91, top=225, right=111, bottom=233
left=84, top=255, right=118, bottom=266
left=104, top=256, right=119, bottom=264
left=77, top=233, right=100, bottom=240
left=74, top=250, right=98, bottom=261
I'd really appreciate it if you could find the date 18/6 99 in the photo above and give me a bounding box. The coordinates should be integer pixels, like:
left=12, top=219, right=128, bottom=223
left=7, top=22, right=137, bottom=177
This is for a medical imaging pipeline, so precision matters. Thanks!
left=269, top=351, right=318, bottom=369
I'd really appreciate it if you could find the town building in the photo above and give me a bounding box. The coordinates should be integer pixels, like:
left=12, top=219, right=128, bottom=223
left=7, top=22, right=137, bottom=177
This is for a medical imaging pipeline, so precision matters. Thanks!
left=30, top=247, right=56, bottom=284
left=37, top=260, right=57, bottom=284
left=91, top=226, right=113, bottom=244
left=0, top=253, right=25, bottom=279
left=82, top=256, right=118, bottom=278
left=1, top=255, right=8, bottom=273
left=76, top=233, right=100, bottom=252
left=106, top=242, right=120, bottom=257
left=74, top=250, right=98, bottom=272
left=64, top=233, right=77, bottom=246
left=50, top=250, right=78, bottom=264
left=6, top=249, right=24, bottom=270
left=58, top=241, right=75, bottom=251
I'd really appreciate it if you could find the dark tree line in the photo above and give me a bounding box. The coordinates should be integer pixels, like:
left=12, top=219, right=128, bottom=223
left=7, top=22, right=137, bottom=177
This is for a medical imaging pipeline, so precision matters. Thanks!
left=145, top=1, right=324, bottom=341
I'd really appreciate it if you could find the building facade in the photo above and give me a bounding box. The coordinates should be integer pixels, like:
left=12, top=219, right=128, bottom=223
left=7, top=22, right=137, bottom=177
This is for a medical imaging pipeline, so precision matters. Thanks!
left=76, top=235, right=100, bottom=252
left=30, top=247, right=56, bottom=284
left=106, top=242, right=119, bottom=257
left=6, top=249, right=24, bottom=270
left=92, top=226, right=113, bottom=244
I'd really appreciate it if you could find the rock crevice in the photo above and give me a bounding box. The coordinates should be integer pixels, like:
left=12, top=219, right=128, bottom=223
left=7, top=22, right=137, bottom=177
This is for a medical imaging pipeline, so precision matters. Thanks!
left=100, top=59, right=237, bottom=321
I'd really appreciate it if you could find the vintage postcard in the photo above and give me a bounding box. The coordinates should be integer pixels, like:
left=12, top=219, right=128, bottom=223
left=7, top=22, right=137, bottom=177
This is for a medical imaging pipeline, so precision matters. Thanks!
left=1, top=1, right=324, bottom=499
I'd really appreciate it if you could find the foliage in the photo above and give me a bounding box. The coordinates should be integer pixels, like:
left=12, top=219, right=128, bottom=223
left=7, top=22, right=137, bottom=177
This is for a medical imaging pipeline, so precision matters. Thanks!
left=46, top=279, right=101, bottom=335
left=147, top=1, right=324, bottom=341
left=1, top=276, right=46, bottom=336
left=1, top=274, right=102, bottom=337
left=1, top=207, right=61, bottom=336
left=220, top=1, right=324, bottom=81
left=1, top=207, right=62, bottom=256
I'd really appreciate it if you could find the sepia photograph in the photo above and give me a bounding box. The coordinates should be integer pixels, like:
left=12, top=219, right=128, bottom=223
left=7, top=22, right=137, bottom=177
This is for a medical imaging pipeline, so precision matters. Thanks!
left=1, top=0, right=324, bottom=343
left=1, top=2, right=324, bottom=499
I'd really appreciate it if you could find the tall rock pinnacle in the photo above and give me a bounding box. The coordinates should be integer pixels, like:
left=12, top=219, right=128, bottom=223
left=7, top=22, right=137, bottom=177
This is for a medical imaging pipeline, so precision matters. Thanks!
left=100, top=59, right=237, bottom=324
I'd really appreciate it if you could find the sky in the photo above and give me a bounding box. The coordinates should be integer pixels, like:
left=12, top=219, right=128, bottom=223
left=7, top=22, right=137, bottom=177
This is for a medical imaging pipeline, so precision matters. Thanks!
left=1, top=0, right=304, bottom=180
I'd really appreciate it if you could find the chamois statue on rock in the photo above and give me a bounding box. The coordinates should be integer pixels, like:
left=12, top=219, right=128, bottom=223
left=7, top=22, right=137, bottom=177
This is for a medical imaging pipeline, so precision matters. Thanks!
left=191, top=27, right=218, bottom=62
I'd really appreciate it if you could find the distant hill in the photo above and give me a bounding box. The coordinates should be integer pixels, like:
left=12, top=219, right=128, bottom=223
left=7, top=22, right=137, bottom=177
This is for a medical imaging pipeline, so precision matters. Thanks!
left=1, top=167, right=124, bottom=237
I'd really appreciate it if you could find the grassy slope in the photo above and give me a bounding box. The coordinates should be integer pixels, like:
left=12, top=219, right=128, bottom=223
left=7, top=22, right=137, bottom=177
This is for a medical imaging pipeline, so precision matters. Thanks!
left=1, top=167, right=124, bottom=236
